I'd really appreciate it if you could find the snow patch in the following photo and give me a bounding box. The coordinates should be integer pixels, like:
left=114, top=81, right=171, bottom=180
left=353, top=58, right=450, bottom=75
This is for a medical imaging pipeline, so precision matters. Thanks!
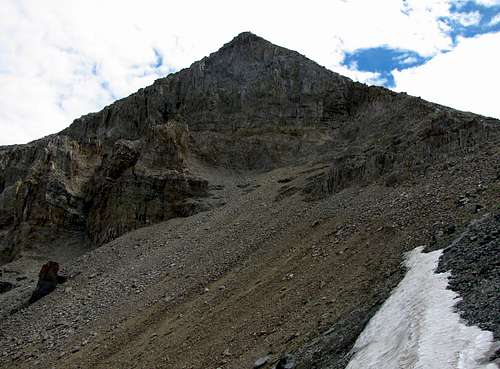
left=346, top=246, right=498, bottom=369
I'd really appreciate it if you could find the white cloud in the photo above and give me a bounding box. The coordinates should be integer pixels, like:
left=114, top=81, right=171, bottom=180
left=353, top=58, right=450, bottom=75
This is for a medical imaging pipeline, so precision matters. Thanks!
left=334, top=65, right=388, bottom=86
left=473, top=0, right=500, bottom=5
left=489, top=13, right=500, bottom=26
left=455, top=0, right=500, bottom=7
left=0, top=0, right=496, bottom=144
left=399, top=56, right=419, bottom=65
left=450, top=11, right=482, bottom=26
left=393, top=32, right=500, bottom=119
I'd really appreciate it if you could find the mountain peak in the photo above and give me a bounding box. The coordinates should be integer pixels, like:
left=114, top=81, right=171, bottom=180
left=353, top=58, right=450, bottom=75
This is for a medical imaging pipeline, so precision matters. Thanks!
left=223, top=31, right=268, bottom=47
left=214, top=31, right=276, bottom=57
left=230, top=31, right=262, bottom=42
left=203, top=31, right=336, bottom=79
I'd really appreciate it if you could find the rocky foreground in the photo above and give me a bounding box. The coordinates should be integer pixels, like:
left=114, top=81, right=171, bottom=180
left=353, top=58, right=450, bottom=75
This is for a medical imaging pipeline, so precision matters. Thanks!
left=0, top=32, right=499, bottom=368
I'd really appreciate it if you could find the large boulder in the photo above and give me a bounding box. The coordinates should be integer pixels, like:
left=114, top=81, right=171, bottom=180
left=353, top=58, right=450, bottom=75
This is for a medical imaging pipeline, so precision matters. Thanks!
left=29, top=261, right=66, bottom=304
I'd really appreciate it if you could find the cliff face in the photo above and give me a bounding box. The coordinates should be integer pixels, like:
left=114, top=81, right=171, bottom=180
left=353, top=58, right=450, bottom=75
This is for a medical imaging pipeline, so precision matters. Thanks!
left=0, top=32, right=498, bottom=264
left=0, top=121, right=208, bottom=263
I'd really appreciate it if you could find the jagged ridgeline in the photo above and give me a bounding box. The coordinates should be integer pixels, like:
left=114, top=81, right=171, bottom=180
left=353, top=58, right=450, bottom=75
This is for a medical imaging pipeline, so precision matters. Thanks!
left=0, top=32, right=497, bottom=264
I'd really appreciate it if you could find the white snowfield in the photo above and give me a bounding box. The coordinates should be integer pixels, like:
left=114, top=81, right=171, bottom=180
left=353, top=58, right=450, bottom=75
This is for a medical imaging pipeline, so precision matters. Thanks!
left=346, top=246, right=499, bottom=369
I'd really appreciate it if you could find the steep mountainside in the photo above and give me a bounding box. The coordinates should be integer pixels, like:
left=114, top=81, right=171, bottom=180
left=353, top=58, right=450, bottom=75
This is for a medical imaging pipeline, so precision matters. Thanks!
left=1, top=32, right=495, bottom=265
left=0, top=32, right=499, bottom=369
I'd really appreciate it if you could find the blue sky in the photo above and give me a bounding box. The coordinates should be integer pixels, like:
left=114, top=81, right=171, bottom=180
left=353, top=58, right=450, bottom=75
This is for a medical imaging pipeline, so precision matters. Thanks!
left=0, top=0, right=499, bottom=144
left=342, top=0, right=500, bottom=87
left=343, top=48, right=431, bottom=87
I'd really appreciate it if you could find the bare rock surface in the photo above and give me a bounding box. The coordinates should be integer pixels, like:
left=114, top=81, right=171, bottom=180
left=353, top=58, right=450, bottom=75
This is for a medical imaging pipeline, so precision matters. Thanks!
left=436, top=213, right=500, bottom=339
left=28, top=261, right=66, bottom=304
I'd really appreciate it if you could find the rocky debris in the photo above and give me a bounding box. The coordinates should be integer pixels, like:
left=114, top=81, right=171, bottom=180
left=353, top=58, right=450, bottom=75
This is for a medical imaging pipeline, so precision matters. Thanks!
left=292, top=305, right=384, bottom=369
left=254, top=355, right=271, bottom=368
left=436, top=213, right=500, bottom=338
left=275, top=354, right=296, bottom=369
left=0, top=281, right=14, bottom=294
left=275, top=185, right=300, bottom=202
left=302, top=110, right=495, bottom=201
left=429, top=222, right=458, bottom=246
left=29, top=261, right=66, bottom=304
left=277, top=177, right=294, bottom=184
left=0, top=154, right=498, bottom=368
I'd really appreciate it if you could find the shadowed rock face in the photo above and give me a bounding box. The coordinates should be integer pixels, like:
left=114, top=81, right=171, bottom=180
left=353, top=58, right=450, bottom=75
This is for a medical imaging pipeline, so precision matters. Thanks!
left=0, top=32, right=499, bottom=264
left=0, top=123, right=208, bottom=264
left=0, top=281, right=14, bottom=294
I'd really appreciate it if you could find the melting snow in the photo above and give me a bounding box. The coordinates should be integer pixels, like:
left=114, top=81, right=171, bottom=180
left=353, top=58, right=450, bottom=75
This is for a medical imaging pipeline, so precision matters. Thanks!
left=346, top=246, right=498, bottom=369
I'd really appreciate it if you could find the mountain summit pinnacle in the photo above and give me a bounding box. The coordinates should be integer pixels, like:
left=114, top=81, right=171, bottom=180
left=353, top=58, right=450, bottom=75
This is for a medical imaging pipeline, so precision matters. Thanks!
left=208, top=31, right=291, bottom=63
left=215, top=31, right=280, bottom=52
left=226, top=31, right=265, bottom=45
left=62, top=31, right=350, bottom=142
left=205, top=31, right=328, bottom=71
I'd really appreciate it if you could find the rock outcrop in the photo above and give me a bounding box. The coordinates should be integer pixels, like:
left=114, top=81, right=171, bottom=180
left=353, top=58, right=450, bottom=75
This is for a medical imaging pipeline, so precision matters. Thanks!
left=0, top=123, right=208, bottom=264
left=29, top=261, right=66, bottom=304
left=0, top=281, right=14, bottom=294
left=0, top=32, right=499, bottom=266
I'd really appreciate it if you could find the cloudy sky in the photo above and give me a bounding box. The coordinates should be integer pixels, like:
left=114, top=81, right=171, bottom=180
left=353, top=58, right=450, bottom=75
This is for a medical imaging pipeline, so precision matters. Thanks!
left=1, top=0, right=499, bottom=145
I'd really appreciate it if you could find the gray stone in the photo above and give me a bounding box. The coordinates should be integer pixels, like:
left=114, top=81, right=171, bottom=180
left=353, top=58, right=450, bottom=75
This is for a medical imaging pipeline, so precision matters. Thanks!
left=254, top=355, right=270, bottom=368
left=276, top=354, right=296, bottom=369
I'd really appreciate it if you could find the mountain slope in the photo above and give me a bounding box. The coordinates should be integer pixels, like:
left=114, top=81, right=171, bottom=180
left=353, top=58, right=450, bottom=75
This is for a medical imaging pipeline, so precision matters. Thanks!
left=1, top=32, right=496, bottom=265
left=0, top=32, right=499, bottom=369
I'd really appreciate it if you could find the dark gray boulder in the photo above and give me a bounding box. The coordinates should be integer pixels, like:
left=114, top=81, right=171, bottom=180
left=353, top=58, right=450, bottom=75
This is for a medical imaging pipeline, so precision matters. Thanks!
left=29, top=261, right=66, bottom=304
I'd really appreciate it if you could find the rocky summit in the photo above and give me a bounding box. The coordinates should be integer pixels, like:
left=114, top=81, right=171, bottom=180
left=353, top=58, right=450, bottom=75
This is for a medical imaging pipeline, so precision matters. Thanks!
left=0, top=32, right=499, bottom=369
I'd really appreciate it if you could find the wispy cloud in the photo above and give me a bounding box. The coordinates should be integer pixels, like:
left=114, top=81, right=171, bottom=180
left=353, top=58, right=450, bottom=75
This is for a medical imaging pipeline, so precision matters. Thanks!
left=449, top=11, right=482, bottom=26
left=399, top=56, right=419, bottom=65
left=489, top=13, right=500, bottom=25
left=472, top=0, right=500, bottom=5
